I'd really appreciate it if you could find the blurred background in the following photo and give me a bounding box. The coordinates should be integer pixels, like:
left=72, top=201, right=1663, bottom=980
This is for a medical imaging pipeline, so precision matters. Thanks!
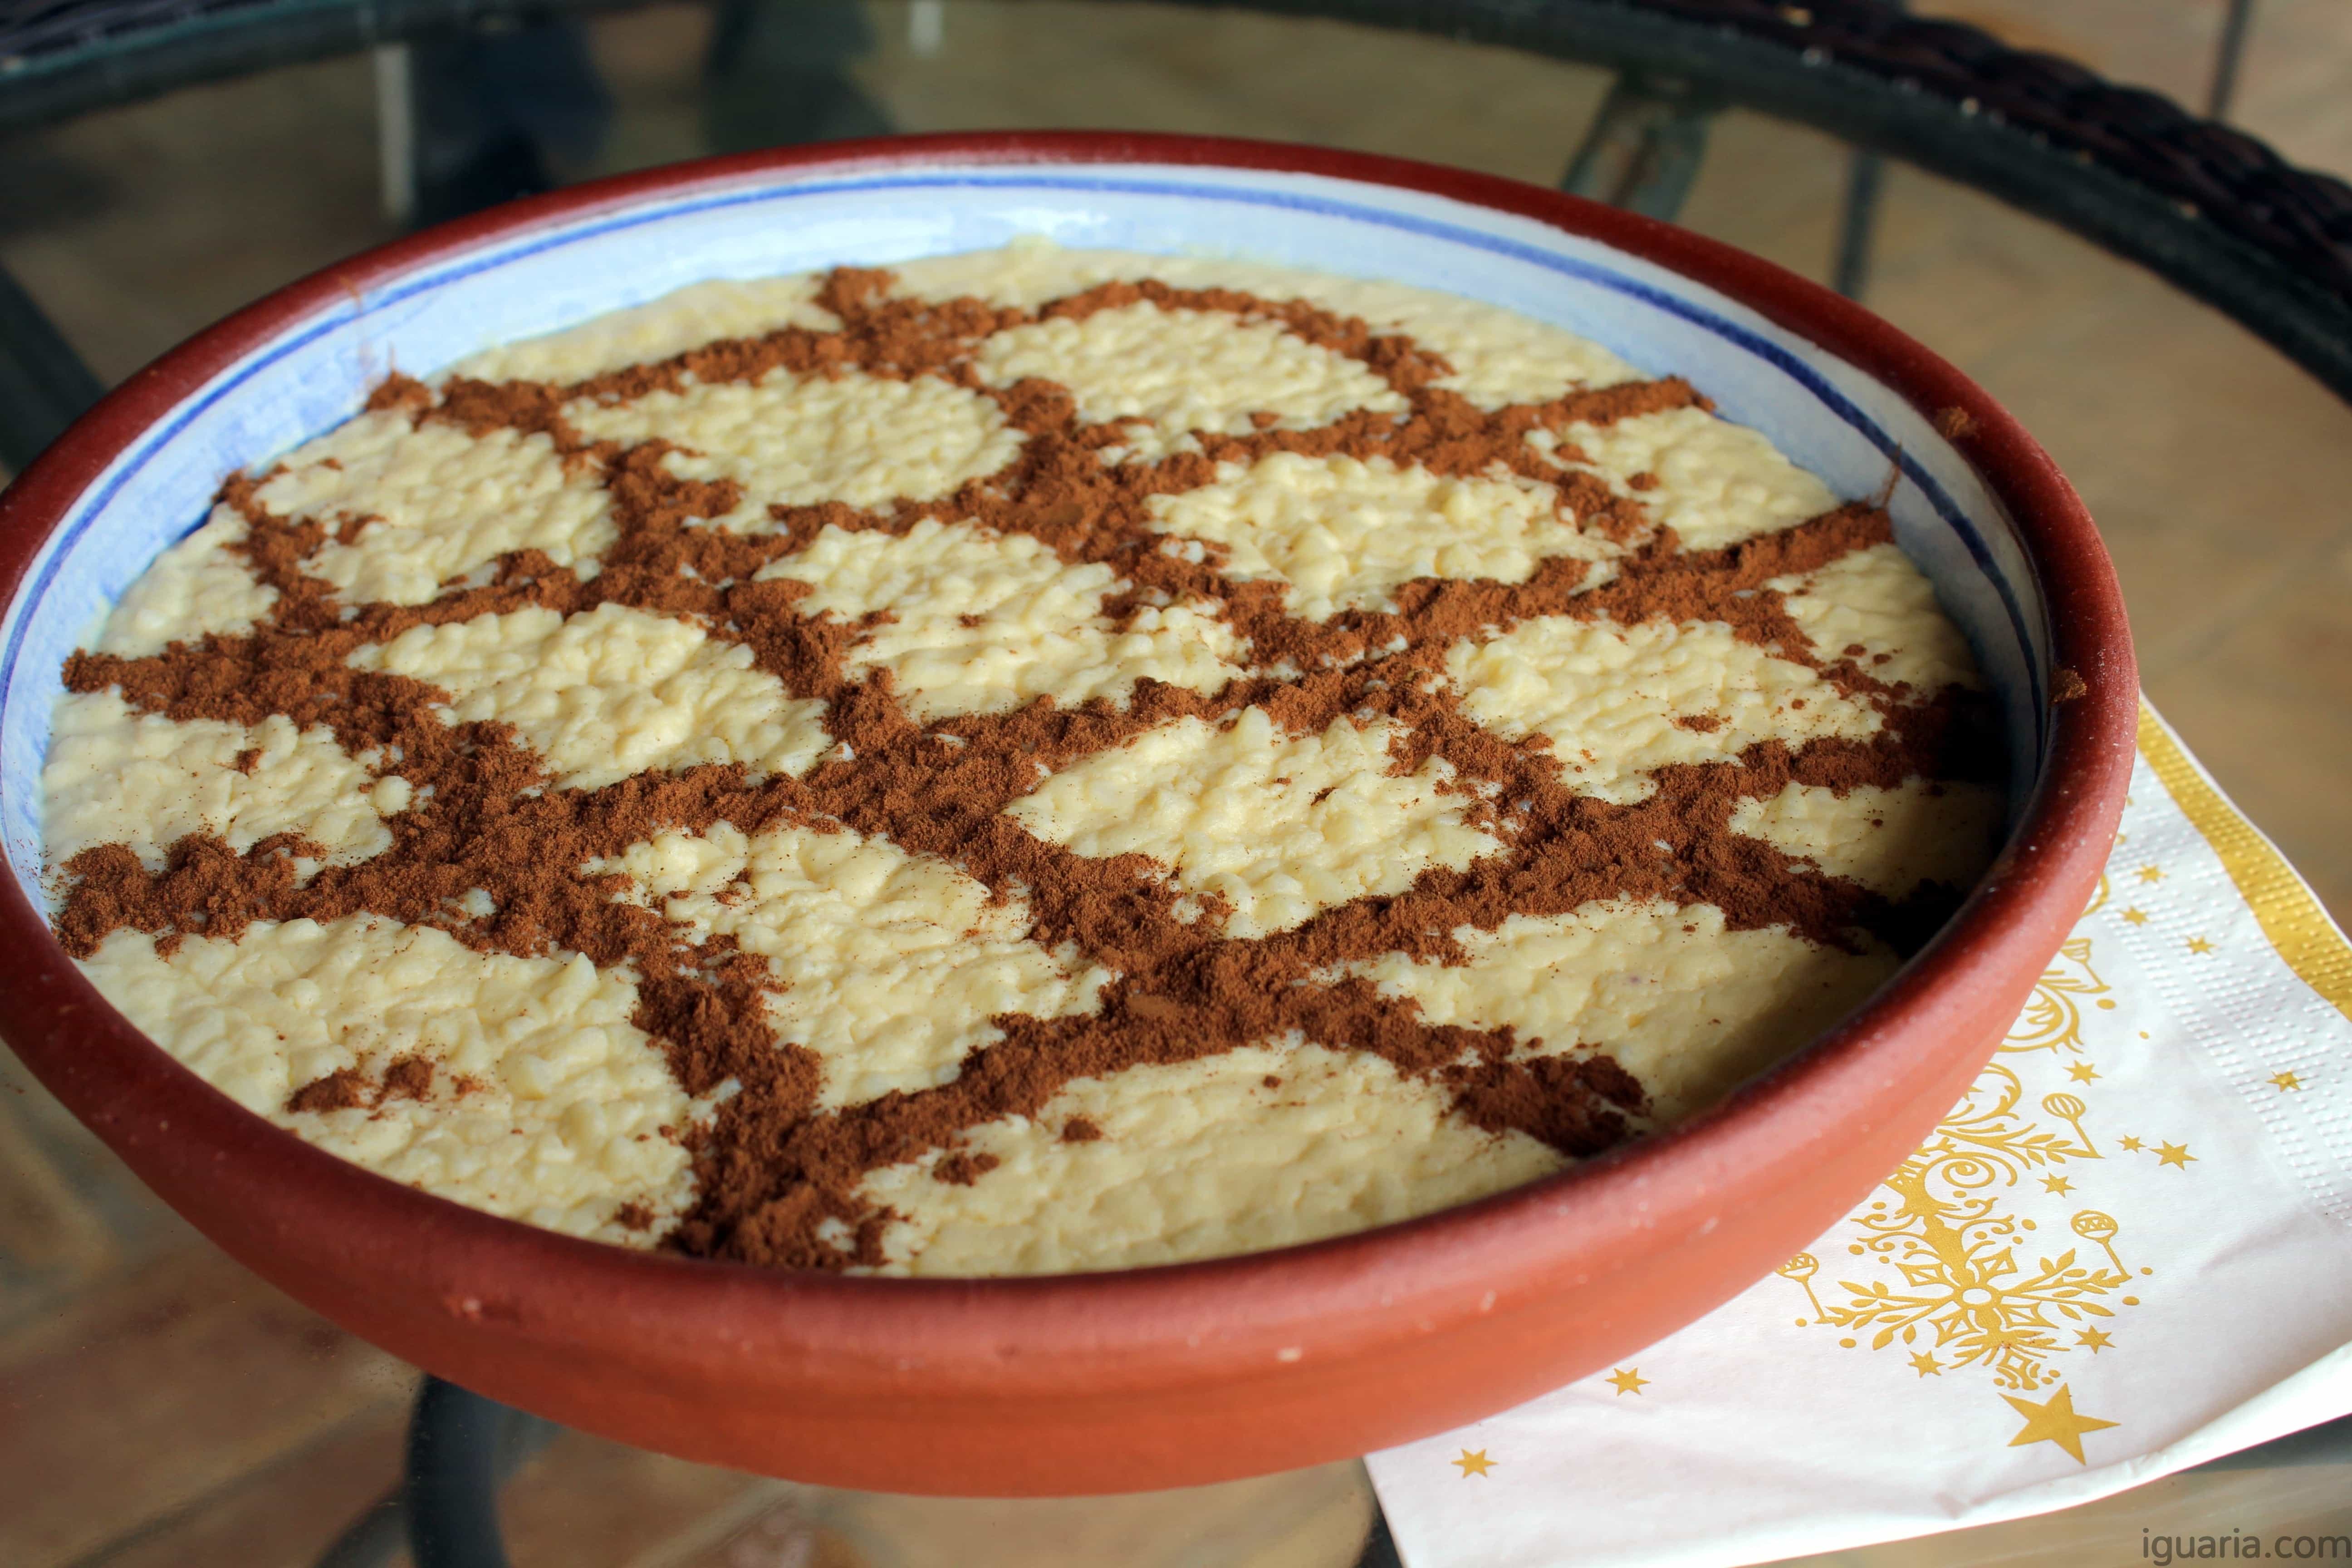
left=4, top=2, right=2351, bottom=1564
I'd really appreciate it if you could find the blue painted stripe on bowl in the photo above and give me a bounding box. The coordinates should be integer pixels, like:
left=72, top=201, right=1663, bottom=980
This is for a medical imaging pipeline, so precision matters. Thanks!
left=1, top=164, right=2040, bottom=893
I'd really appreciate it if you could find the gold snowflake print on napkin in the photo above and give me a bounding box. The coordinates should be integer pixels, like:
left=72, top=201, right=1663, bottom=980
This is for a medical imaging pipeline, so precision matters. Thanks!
left=1783, top=871, right=2161, bottom=1452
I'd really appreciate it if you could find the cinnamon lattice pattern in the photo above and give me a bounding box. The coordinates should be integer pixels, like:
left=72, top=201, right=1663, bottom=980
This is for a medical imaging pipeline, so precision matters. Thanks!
left=48, top=264, right=1998, bottom=1271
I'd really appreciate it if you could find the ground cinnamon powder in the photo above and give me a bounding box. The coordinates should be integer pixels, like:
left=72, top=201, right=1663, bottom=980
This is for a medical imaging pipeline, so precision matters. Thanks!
left=52, top=265, right=1997, bottom=1271
left=283, top=1050, right=439, bottom=1114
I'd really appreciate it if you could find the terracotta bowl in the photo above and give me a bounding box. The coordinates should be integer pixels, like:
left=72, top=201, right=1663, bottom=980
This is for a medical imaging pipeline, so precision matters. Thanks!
left=0, top=132, right=2134, bottom=1495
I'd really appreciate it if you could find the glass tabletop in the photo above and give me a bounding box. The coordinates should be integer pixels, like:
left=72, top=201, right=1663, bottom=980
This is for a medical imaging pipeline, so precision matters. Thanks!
left=363, top=1387, right=2350, bottom=1567
left=1, top=3, right=2348, bottom=1565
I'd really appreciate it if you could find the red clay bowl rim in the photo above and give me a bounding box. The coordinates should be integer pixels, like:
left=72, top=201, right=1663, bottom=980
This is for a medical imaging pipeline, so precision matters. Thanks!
left=0, top=130, right=2136, bottom=1391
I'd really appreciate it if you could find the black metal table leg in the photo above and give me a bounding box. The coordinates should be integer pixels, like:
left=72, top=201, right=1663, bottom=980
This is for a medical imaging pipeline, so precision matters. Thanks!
left=392, top=1377, right=558, bottom=1568
left=1833, top=146, right=1886, bottom=300
left=1355, top=1498, right=1406, bottom=1568
left=1831, top=2, right=1905, bottom=304
left=1560, top=70, right=1723, bottom=222
left=2208, top=0, right=2259, bottom=122
left=702, top=0, right=892, bottom=156
left=405, top=1378, right=514, bottom=1568
left=400, top=18, right=614, bottom=230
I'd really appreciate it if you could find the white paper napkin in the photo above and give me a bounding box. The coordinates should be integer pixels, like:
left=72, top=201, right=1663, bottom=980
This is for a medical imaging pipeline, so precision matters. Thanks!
left=1367, top=704, right=2352, bottom=1568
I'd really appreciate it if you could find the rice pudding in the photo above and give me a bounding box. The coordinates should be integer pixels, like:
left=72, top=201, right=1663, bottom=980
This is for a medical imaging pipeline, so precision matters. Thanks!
left=42, top=241, right=2002, bottom=1275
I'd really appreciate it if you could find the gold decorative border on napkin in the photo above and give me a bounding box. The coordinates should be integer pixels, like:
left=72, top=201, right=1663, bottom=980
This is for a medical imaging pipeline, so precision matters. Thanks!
left=2136, top=706, right=2352, bottom=1023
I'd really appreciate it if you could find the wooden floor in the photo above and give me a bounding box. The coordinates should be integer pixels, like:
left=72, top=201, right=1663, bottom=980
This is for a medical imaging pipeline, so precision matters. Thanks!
left=2, top=2, right=2347, bottom=1563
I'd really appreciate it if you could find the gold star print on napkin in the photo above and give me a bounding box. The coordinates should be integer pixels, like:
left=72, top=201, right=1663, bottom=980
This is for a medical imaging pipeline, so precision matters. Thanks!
left=1367, top=706, right=2352, bottom=1568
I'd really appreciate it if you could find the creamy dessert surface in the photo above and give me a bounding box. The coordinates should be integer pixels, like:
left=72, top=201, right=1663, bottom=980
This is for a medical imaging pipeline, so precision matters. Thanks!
left=43, top=241, right=2003, bottom=1274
